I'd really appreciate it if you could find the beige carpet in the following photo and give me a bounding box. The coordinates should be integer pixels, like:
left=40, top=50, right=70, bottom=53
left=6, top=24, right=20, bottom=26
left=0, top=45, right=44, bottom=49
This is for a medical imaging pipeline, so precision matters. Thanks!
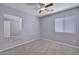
left=0, top=39, right=79, bottom=55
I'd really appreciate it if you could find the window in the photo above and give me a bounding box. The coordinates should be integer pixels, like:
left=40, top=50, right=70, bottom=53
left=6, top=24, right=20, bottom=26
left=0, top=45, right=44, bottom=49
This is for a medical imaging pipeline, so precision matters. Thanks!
left=55, top=16, right=75, bottom=33
left=3, top=14, right=22, bottom=38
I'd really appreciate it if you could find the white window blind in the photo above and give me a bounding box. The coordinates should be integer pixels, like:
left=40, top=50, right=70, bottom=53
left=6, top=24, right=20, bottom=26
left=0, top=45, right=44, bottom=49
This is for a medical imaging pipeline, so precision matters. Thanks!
left=55, top=16, right=75, bottom=33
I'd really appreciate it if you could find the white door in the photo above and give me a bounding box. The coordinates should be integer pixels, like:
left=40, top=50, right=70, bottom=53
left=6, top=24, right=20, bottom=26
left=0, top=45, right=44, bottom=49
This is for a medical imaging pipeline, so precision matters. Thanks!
left=4, top=21, right=10, bottom=37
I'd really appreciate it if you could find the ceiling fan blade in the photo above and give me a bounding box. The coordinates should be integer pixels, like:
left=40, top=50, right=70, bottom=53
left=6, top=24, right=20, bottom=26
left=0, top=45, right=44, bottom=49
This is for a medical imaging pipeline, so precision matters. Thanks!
left=45, top=3, right=53, bottom=8
left=39, top=10, right=42, bottom=13
left=38, top=3, right=45, bottom=8
left=38, top=9, right=54, bottom=13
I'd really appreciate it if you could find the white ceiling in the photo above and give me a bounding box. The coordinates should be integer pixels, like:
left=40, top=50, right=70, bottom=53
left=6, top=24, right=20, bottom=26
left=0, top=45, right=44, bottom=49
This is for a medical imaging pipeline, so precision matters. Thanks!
left=2, top=3, right=79, bottom=17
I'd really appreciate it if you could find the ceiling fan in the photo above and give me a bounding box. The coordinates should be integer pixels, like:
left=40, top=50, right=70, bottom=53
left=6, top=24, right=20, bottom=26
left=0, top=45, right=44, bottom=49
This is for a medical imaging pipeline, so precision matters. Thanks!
left=25, top=3, right=54, bottom=13
left=38, top=3, right=54, bottom=13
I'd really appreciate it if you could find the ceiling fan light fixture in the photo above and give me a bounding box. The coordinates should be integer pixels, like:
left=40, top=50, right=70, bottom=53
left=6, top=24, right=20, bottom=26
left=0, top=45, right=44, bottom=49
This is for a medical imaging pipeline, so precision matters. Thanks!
left=40, top=8, right=45, bottom=11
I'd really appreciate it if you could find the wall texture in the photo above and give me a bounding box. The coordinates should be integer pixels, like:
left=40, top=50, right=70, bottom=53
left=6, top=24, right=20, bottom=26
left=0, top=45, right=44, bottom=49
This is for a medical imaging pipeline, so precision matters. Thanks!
left=40, top=7, right=79, bottom=47
left=0, top=5, right=40, bottom=50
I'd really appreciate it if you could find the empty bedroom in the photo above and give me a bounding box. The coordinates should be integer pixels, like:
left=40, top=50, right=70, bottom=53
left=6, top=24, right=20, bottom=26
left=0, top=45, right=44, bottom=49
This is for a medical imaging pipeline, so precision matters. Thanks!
left=0, top=3, right=79, bottom=55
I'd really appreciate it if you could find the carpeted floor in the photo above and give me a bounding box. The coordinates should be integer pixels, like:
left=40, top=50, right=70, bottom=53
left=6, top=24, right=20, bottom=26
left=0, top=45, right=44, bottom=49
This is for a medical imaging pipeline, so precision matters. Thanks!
left=0, top=39, right=79, bottom=55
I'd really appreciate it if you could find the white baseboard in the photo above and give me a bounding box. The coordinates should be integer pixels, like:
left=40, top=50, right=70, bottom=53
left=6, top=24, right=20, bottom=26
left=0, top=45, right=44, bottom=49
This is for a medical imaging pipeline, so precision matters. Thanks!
left=41, top=38, right=79, bottom=49
left=0, top=38, right=40, bottom=52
